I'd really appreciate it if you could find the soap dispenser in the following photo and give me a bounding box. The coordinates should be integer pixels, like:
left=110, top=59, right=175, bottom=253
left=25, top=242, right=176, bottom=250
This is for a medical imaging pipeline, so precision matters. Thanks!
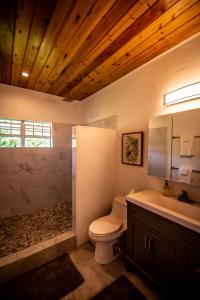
left=129, top=188, right=135, bottom=194
left=162, top=180, right=170, bottom=197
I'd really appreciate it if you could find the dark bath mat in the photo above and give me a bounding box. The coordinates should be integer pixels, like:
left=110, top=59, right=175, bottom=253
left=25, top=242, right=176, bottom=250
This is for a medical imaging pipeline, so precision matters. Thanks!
left=0, top=254, right=84, bottom=300
left=91, top=275, right=147, bottom=300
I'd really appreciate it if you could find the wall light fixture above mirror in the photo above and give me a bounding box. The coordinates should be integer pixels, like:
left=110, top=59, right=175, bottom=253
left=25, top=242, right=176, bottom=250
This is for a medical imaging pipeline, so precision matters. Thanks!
left=164, top=82, right=200, bottom=106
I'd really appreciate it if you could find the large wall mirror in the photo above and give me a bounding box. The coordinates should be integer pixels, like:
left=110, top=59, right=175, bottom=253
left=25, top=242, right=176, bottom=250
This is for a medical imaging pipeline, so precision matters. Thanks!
left=148, top=108, right=200, bottom=187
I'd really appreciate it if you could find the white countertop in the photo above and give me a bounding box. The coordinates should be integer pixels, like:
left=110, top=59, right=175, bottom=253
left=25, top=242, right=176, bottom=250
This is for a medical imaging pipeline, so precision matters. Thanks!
left=126, top=190, right=200, bottom=234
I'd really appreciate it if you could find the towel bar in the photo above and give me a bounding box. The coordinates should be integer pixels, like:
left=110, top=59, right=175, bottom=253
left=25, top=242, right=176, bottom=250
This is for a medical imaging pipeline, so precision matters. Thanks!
left=171, top=167, right=200, bottom=173
left=172, top=136, right=200, bottom=139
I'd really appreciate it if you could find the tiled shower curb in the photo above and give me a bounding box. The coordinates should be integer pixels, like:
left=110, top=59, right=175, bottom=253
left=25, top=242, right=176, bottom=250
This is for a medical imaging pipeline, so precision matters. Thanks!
left=0, top=230, right=76, bottom=284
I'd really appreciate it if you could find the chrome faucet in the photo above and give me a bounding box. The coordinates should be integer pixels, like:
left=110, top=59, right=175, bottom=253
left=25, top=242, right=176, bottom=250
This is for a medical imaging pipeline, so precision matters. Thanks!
left=177, top=190, right=193, bottom=204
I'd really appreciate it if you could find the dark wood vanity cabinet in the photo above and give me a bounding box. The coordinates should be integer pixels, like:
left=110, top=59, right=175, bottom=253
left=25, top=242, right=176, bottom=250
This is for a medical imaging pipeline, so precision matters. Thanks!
left=177, top=248, right=200, bottom=296
left=148, top=230, right=176, bottom=287
left=127, top=202, right=200, bottom=298
left=129, top=220, right=149, bottom=270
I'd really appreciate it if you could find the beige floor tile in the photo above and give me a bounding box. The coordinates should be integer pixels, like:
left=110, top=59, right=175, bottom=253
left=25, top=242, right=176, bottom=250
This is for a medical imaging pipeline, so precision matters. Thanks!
left=60, top=291, right=77, bottom=300
left=126, top=272, right=161, bottom=300
left=1, top=241, right=162, bottom=300
left=73, top=282, right=95, bottom=300
left=69, top=243, right=94, bottom=266
left=100, top=255, right=125, bottom=278
left=62, top=243, right=161, bottom=300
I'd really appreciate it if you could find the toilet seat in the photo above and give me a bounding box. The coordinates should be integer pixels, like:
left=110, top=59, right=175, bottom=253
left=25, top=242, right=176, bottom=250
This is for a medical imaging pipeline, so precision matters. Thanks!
left=89, top=216, right=122, bottom=236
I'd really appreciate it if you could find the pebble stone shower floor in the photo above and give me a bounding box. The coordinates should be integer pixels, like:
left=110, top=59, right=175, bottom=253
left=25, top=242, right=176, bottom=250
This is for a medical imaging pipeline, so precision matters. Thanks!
left=0, top=202, right=72, bottom=258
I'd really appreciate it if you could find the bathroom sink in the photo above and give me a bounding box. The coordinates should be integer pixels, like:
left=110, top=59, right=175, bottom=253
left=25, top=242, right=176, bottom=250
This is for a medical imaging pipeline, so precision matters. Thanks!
left=126, top=190, right=200, bottom=233
left=148, top=194, right=200, bottom=221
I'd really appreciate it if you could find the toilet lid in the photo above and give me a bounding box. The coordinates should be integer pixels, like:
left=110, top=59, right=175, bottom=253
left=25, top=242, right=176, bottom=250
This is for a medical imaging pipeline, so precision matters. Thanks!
left=89, top=216, right=122, bottom=236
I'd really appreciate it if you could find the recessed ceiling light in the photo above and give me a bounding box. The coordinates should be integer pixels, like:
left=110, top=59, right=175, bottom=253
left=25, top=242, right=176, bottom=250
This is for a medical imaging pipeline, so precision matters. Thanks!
left=22, top=72, right=29, bottom=77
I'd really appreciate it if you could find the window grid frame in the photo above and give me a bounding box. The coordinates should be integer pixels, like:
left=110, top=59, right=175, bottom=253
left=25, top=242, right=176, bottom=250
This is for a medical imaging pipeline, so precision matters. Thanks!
left=0, top=119, right=52, bottom=147
left=0, top=119, right=21, bottom=137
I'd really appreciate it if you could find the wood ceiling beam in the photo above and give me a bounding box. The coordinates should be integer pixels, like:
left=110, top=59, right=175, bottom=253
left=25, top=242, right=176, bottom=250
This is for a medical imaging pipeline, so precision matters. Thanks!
left=113, top=17, right=200, bottom=84
left=58, top=0, right=180, bottom=96
left=87, top=0, right=200, bottom=84
left=0, top=0, right=199, bottom=100
left=27, top=0, right=76, bottom=90
left=79, top=18, right=200, bottom=100
left=18, top=0, right=57, bottom=88
left=47, top=0, right=142, bottom=94
left=31, top=0, right=97, bottom=91
left=71, top=16, right=200, bottom=100
left=68, top=3, right=200, bottom=99
left=11, top=0, right=36, bottom=86
left=67, top=0, right=200, bottom=97
left=39, top=0, right=117, bottom=93
left=0, top=0, right=18, bottom=84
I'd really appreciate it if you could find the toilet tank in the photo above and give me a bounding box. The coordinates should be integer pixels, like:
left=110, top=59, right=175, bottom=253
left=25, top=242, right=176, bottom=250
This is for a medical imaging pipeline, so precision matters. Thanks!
left=111, top=195, right=127, bottom=226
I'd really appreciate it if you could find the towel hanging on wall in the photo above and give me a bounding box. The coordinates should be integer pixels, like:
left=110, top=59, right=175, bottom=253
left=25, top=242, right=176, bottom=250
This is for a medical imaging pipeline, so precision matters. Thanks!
left=180, top=136, right=194, bottom=157
left=178, top=167, right=192, bottom=184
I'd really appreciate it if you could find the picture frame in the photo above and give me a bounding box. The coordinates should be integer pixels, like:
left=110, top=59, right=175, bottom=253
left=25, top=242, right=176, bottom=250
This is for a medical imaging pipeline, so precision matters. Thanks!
left=122, top=132, right=143, bottom=166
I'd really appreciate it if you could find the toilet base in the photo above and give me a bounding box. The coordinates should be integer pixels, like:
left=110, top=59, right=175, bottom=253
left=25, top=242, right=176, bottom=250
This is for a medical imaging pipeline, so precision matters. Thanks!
left=94, top=236, right=125, bottom=264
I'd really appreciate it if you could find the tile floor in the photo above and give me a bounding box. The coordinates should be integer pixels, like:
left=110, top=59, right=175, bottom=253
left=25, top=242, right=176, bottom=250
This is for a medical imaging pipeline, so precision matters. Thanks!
left=61, top=243, right=165, bottom=300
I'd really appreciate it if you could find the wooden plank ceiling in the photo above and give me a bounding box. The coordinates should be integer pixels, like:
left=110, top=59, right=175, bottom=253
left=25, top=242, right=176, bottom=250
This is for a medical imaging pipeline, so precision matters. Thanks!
left=0, top=0, right=200, bottom=101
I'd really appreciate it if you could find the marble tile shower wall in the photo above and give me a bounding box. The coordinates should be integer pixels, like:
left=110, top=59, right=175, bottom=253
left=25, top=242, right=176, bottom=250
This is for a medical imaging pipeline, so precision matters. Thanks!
left=0, top=123, right=72, bottom=217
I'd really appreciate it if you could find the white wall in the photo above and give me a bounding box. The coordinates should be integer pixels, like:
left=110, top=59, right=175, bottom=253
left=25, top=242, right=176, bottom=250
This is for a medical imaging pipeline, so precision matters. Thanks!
left=0, top=84, right=82, bottom=124
left=82, top=34, right=200, bottom=202
left=73, top=126, right=116, bottom=245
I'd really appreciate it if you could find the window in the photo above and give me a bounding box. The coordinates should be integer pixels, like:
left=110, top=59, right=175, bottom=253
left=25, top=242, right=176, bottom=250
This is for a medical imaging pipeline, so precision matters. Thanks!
left=0, top=119, right=21, bottom=147
left=24, top=121, right=52, bottom=147
left=0, top=119, right=52, bottom=147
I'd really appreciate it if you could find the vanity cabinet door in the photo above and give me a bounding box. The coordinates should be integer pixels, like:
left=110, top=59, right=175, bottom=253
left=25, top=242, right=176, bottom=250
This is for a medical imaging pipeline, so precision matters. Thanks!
left=127, top=202, right=200, bottom=298
left=129, top=221, right=149, bottom=270
left=128, top=218, right=176, bottom=288
left=149, top=232, right=176, bottom=289
left=177, top=248, right=200, bottom=297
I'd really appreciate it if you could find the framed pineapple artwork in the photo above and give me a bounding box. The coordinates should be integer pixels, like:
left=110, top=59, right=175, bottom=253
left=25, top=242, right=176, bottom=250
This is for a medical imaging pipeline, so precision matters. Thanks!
left=122, top=132, right=143, bottom=166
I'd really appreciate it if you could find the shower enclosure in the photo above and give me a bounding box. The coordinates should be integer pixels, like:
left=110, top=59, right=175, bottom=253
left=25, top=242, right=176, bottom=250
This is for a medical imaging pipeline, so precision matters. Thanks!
left=0, top=122, right=73, bottom=259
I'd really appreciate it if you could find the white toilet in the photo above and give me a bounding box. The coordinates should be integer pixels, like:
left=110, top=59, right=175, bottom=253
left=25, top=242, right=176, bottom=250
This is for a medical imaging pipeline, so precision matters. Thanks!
left=88, top=195, right=127, bottom=264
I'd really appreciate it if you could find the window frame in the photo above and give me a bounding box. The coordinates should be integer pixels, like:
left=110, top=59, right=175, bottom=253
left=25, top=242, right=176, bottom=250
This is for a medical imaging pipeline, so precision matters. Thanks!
left=0, top=118, right=52, bottom=148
